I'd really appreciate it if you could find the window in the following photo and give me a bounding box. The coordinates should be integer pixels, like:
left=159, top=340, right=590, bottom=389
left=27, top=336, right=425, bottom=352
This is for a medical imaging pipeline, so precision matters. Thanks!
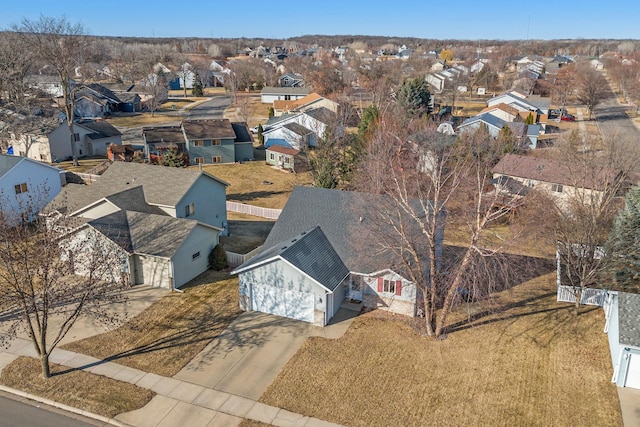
left=212, top=139, right=221, bottom=146
left=284, top=95, right=291, bottom=100
left=194, top=157, right=204, bottom=164
left=72, top=133, right=80, bottom=142
left=383, top=279, right=396, bottom=294
left=14, top=183, right=28, bottom=194
left=284, top=156, right=290, bottom=164
left=212, top=156, right=222, bottom=163
left=192, top=251, right=201, bottom=260
left=184, top=202, right=195, bottom=217
left=527, top=180, right=535, bottom=188
left=551, top=183, right=563, bottom=193
left=269, top=153, right=275, bottom=161
left=193, top=140, right=204, bottom=147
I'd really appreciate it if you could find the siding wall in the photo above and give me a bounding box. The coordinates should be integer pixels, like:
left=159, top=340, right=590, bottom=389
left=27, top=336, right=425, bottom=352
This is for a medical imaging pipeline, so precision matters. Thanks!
left=188, top=138, right=235, bottom=164
left=356, top=271, right=417, bottom=317
left=176, top=175, right=227, bottom=232
left=171, top=225, right=219, bottom=288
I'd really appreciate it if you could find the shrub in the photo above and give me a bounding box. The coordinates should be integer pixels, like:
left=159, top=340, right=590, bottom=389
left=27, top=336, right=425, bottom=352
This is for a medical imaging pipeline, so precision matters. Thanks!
left=209, top=244, right=228, bottom=271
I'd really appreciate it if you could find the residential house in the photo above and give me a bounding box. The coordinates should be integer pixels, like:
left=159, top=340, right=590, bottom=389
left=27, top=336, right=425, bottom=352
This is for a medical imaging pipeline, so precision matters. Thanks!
left=231, top=186, right=444, bottom=326
left=278, top=72, right=305, bottom=87
left=480, top=103, right=520, bottom=123
left=73, top=83, right=122, bottom=119
left=25, top=75, right=70, bottom=97
left=143, top=119, right=253, bottom=165
left=11, top=120, right=122, bottom=163
left=457, top=113, right=539, bottom=149
left=48, top=162, right=229, bottom=288
left=272, top=92, right=339, bottom=116
left=261, top=87, right=311, bottom=104
left=0, top=154, right=65, bottom=223
left=492, top=154, right=619, bottom=211
left=603, top=291, right=640, bottom=389
left=262, top=107, right=337, bottom=150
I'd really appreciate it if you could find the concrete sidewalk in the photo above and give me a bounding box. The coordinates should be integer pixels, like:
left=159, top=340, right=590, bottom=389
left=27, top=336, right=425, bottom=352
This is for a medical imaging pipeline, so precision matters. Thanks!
left=0, top=336, right=342, bottom=427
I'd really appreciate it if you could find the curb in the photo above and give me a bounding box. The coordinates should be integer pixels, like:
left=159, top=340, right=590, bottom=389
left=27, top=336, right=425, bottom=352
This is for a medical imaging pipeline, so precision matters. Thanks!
left=0, top=384, right=131, bottom=427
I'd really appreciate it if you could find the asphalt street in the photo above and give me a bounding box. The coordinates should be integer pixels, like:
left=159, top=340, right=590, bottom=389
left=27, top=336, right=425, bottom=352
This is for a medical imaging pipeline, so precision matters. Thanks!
left=593, top=78, right=640, bottom=144
left=0, top=392, right=103, bottom=427
left=187, top=95, right=232, bottom=120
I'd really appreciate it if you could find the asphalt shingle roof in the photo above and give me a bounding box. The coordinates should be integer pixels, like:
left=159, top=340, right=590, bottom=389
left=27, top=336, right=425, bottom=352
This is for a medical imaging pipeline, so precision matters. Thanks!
left=618, top=292, right=640, bottom=348
left=182, top=119, right=236, bottom=140
left=234, top=226, right=349, bottom=291
left=78, top=120, right=122, bottom=139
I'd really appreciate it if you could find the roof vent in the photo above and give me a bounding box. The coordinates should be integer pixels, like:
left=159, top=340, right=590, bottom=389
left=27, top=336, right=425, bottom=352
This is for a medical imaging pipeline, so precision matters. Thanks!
left=291, top=238, right=297, bottom=242
left=281, top=246, right=288, bottom=250
left=301, top=231, right=307, bottom=235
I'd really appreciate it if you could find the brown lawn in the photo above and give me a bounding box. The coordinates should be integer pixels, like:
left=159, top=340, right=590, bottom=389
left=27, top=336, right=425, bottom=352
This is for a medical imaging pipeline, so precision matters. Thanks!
left=62, top=271, right=240, bottom=377
left=53, top=156, right=109, bottom=173
left=106, top=113, right=182, bottom=128
left=259, top=273, right=621, bottom=427
left=196, top=161, right=313, bottom=209
left=220, top=214, right=275, bottom=253
left=0, top=357, right=154, bottom=418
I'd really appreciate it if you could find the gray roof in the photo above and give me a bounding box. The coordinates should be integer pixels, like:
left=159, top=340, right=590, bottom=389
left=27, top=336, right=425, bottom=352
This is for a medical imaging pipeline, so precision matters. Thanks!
left=264, top=113, right=297, bottom=129
left=77, top=120, right=122, bottom=139
left=51, top=162, right=228, bottom=214
left=262, top=186, right=429, bottom=275
left=88, top=210, right=199, bottom=258
left=233, top=226, right=349, bottom=292
left=143, top=126, right=185, bottom=144
left=459, top=113, right=507, bottom=131
left=182, top=119, right=236, bottom=140
left=0, top=154, right=22, bottom=177
left=231, top=122, right=253, bottom=144
left=618, top=292, right=640, bottom=348
left=283, top=123, right=312, bottom=136
left=260, top=87, right=311, bottom=96
left=304, top=107, right=336, bottom=125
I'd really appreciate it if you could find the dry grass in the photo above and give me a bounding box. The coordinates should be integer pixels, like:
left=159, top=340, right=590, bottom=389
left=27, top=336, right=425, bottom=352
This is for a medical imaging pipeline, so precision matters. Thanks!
left=106, top=113, right=181, bottom=128
left=0, top=357, right=154, bottom=418
left=221, top=215, right=275, bottom=253
left=260, top=274, right=621, bottom=427
left=54, top=157, right=108, bottom=173
left=239, top=420, right=271, bottom=427
left=196, top=161, right=312, bottom=209
left=224, top=93, right=271, bottom=128
left=454, top=99, right=487, bottom=117
left=62, top=271, right=240, bottom=377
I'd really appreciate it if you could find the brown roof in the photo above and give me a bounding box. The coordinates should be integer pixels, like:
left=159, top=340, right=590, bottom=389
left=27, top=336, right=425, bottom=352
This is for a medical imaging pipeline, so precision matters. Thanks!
left=493, top=153, right=617, bottom=191
left=267, top=145, right=300, bottom=156
left=481, top=103, right=519, bottom=117
left=142, top=126, right=185, bottom=144
left=182, top=119, right=236, bottom=140
left=273, top=100, right=298, bottom=111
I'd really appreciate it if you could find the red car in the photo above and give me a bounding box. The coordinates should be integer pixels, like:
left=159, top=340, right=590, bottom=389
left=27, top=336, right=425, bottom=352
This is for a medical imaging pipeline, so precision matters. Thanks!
left=561, top=114, right=576, bottom=122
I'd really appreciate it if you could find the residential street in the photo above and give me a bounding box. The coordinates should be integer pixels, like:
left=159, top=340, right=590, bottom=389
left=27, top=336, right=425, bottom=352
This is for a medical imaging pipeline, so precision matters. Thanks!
left=187, top=95, right=232, bottom=120
left=0, top=393, right=101, bottom=427
left=593, top=77, right=640, bottom=145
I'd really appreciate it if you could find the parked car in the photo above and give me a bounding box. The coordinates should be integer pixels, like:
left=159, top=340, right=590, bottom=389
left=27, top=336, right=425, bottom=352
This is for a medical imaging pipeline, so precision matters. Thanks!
left=549, top=108, right=567, bottom=119
left=561, top=114, right=576, bottom=122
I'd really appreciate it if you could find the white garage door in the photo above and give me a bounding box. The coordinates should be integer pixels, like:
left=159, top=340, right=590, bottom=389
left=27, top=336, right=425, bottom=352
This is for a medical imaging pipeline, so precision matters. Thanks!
left=625, top=353, right=640, bottom=389
left=251, top=283, right=315, bottom=323
left=139, top=256, right=171, bottom=288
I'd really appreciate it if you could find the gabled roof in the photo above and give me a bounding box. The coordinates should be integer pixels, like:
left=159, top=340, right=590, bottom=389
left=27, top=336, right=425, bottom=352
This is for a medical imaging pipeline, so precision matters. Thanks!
left=143, top=126, right=185, bottom=144
left=304, top=107, right=335, bottom=125
left=50, top=162, right=228, bottom=214
left=84, top=83, right=121, bottom=103
left=77, top=120, right=122, bottom=139
left=493, top=153, right=616, bottom=191
left=459, top=113, right=508, bottom=131
left=283, top=123, right=313, bottom=136
left=231, top=122, right=253, bottom=144
left=618, top=292, right=640, bottom=348
left=481, top=103, right=519, bottom=117
left=88, top=210, right=202, bottom=258
left=262, top=186, right=430, bottom=275
left=260, top=87, right=311, bottom=96
left=232, top=226, right=349, bottom=292
left=182, top=119, right=236, bottom=140
left=0, top=154, right=62, bottom=178
left=266, top=145, right=300, bottom=156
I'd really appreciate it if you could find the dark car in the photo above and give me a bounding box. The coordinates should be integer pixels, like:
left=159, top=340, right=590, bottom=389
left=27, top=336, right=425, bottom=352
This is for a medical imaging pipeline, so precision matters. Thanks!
left=561, top=114, right=576, bottom=122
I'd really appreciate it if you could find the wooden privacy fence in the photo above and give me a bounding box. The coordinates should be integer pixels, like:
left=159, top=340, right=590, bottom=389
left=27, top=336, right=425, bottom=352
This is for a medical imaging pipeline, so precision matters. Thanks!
left=226, top=245, right=263, bottom=268
left=226, top=201, right=282, bottom=220
left=557, top=285, right=607, bottom=307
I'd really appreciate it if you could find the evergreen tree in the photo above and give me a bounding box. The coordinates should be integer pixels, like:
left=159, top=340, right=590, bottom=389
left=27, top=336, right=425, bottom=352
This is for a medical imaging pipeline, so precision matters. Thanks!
left=358, top=104, right=379, bottom=140
left=159, top=147, right=187, bottom=167
left=191, top=71, right=204, bottom=96
left=268, top=107, right=275, bottom=117
left=525, top=113, right=534, bottom=125
left=397, top=78, right=432, bottom=117
left=257, top=124, right=264, bottom=146
left=605, top=185, right=640, bottom=292
left=209, top=244, right=228, bottom=271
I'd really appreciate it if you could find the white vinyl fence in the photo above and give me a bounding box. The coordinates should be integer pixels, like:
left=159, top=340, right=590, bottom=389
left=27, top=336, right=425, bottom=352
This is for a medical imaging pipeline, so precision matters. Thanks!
left=226, top=245, right=263, bottom=268
left=557, top=285, right=607, bottom=307
left=226, top=201, right=282, bottom=220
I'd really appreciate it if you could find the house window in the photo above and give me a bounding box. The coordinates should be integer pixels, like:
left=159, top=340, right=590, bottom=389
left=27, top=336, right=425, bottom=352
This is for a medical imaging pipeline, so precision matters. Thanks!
left=72, top=133, right=80, bottom=142
left=212, top=139, right=221, bottom=146
left=14, top=183, right=28, bottom=194
left=383, top=279, right=396, bottom=294
left=192, top=251, right=201, bottom=260
left=285, top=95, right=291, bottom=100
left=212, top=156, right=222, bottom=163
left=194, top=157, right=204, bottom=164
left=551, top=183, right=563, bottom=193
left=193, top=140, right=204, bottom=147
left=527, top=180, right=535, bottom=188
left=284, top=156, right=290, bottom=164
left=184, top=202, right=195, bottom=217
left=269, top=153, right=275, bottom=161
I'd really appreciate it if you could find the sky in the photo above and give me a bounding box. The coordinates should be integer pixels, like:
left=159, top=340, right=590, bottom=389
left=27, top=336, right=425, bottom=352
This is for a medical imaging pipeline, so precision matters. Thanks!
left=1, top=1, right=639, bottom=40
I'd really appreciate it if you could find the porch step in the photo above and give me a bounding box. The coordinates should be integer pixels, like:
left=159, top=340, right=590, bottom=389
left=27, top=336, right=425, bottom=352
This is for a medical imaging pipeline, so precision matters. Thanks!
left=341, top=300, right=363, bottom=312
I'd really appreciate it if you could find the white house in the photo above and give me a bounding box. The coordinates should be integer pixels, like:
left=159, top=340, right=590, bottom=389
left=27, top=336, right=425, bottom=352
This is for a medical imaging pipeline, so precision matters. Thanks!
left=0, top=154, right=65, bottom=223
left=260, top=87, right=311, bottom=104
left=604, top=291, right=640, bottom=389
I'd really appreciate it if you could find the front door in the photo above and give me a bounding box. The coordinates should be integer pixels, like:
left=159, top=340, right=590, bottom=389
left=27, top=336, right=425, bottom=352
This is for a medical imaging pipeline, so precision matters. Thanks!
left=349, top=276, right=363, bottom=302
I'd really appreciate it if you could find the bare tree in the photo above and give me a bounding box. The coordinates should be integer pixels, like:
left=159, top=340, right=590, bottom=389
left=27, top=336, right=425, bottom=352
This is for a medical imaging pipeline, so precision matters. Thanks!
left=356, top=117, right=529, bottom=337
left=0, top=32, right=32, bottom=104
left=574, top=64, right=608, bottom=120
left=0, top=192, right=130, bottom=378
left=141, top=68, right=168, bottom=117
left=13, top=16, right=92, bottom=167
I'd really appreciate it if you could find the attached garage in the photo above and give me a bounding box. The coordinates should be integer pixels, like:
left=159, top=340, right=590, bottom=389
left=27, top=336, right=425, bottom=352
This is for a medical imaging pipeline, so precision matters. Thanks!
left=137, top=255, right=171, bottom=288
left=604, top=291, right=640, bottom=389
left=250, top=283, right=315, bottom=323
left=232, top=226, right=349, bottom=326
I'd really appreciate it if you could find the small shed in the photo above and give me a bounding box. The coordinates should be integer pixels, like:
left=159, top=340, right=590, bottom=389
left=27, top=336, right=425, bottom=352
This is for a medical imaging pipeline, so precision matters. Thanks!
left=604, top=291, right=640, bottom=389
left=266, top=145, right=301, bottom=171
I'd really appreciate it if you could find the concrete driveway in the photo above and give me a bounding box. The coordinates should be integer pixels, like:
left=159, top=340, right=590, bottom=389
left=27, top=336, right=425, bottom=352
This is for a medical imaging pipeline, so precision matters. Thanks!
left=174, top=308, right=359, bottom=400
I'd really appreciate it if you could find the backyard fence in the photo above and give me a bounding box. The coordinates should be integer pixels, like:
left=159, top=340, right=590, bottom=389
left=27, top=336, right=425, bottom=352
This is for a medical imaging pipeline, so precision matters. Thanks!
left=226, top=245, right=263, bottom=268
left=226, top=201, right=281, bottom=220
left=557, top=285, right=607, bottom=307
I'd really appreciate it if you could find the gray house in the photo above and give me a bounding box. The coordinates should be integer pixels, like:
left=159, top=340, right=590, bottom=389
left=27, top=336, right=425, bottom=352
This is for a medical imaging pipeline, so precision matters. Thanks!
left=604, top=291, right=640, bottom=389
left=232, top=186, right=440, bottom=326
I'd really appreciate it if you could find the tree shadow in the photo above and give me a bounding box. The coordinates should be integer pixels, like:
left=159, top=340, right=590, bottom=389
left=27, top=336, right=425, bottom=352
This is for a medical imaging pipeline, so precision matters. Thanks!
left=227, top=190, right=289, bottom=203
